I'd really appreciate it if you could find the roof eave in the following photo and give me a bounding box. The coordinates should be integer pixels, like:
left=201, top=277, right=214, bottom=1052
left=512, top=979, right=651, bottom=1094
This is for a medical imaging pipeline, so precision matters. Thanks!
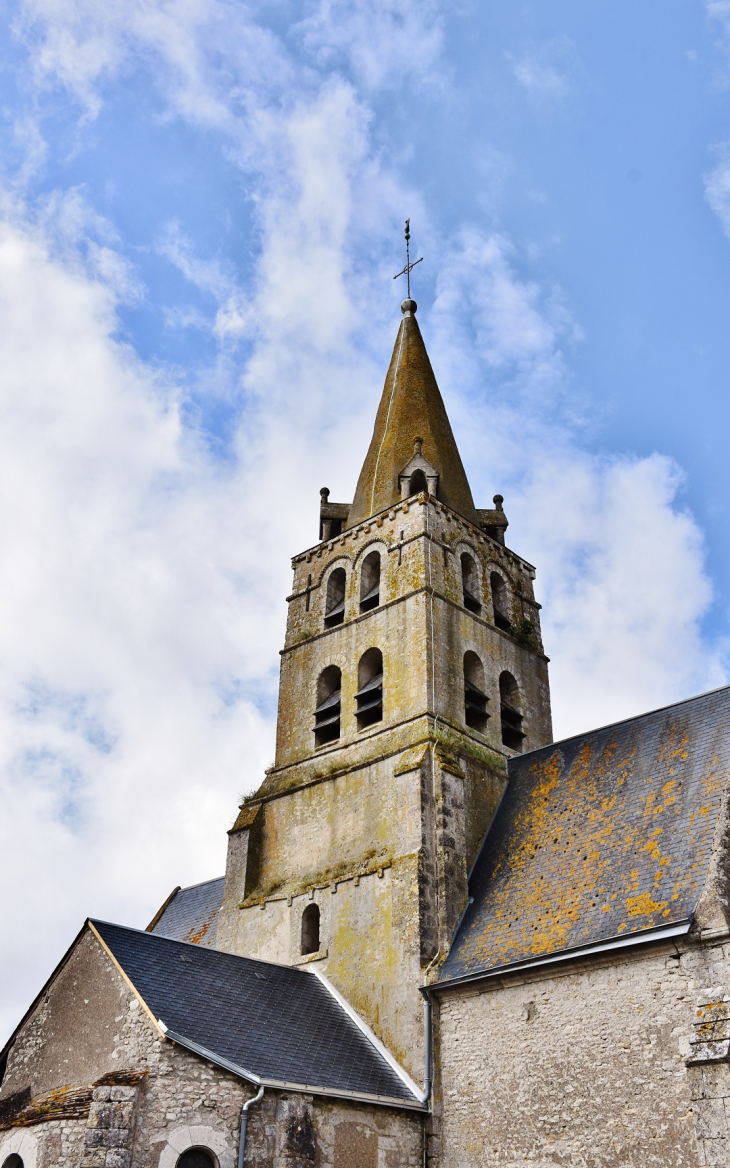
left=424, top=916, right=693, bottom=996
left=163, top=1028, right=427, bottom=1111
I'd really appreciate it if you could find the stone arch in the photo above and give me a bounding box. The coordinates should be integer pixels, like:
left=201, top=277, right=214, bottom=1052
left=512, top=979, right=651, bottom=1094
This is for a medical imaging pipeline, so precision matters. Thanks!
left=323, top=566, right=347, bottom=628
left=0, top=1131, right=38, bottom=1168
left=157, top=1125, right=234, bottom=1168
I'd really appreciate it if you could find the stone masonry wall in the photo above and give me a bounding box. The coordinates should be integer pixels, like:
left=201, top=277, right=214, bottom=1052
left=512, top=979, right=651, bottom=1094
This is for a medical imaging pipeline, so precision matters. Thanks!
left=434, top=936, right=730, bottom=1168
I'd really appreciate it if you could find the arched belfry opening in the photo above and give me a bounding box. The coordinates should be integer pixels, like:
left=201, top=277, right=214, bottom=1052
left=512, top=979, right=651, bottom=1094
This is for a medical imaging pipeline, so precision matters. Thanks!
left=464, top=652, right=489, bottom=733
left=301, top=903, right=320, bottom=955
left=355, top=648, right=383, bottom=730
left=360, top=551, right=381, bottom=612
left=314, top=666, right=341, bottom=747
left=500, top=671, right=525, bottom=751
left=491, top=572, right=511, bottom=632
left=324, top=567, right=346, bottom=628
left=461, top=553, right=481, bottom=614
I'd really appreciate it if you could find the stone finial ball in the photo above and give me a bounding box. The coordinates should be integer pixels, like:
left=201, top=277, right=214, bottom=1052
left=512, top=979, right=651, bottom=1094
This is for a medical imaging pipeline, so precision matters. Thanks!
left=401, top=299, right=417, bottom=315
left=493, top=494, right=504, bottom=509
left=320, top=487, right=330, bottom=500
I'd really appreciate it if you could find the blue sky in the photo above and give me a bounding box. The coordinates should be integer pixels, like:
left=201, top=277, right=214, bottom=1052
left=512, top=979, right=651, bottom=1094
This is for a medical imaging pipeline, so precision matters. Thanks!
left=1, top=0, right=730, bottom=1038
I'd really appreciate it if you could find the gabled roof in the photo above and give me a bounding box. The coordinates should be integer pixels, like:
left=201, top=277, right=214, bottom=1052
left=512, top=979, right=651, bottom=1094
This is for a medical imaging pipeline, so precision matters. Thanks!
left=91, top=921, right=424, bottom=1109
left=439, top=686, right=730, bottom=987
left=148, top=877, right=224, bottom=948
left=348, top=301, right=477, bottom=527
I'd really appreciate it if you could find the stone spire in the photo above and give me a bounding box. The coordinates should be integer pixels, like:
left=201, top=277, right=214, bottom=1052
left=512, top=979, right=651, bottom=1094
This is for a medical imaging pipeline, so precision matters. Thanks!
left=348, top=299, right=478, bottom=527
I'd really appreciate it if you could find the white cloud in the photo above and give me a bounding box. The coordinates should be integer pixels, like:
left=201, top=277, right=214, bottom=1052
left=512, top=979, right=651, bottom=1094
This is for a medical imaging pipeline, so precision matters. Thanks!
left=508, top=35, right=578, bottom=106
left=705, top=145, right=730, bottom=237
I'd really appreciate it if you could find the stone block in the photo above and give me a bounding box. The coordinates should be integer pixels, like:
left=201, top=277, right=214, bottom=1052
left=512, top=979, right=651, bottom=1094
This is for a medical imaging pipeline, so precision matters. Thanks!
left=110, top=1101, right=134, bottom=1128
left=110, top=1086, right=136, bottom=1102
left=105, top=1151, right=132, bottom=1168
left=703, top=1139, right=730, bottom=1168
left=694, top=1099, right=728, bottom=1141
left=80, top=1152, right=107, bottom=1168
left=698, top=989, right=730, bottom=1008
left=92, top=1087, right=112, bottom=1102
left=87, top=1103, right=112, bottom=1129
left=688, top=1040, right=730, bottom=1064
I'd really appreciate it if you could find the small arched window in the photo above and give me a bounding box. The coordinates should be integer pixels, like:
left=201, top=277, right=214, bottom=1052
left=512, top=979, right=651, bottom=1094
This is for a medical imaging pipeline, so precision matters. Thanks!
left=301, top=903, right=320, bottom=955
left=461, top=553, right=481, bottom=614
left=464, top=652, right=489, bottom=733
left=360, top=551, right=381, bottom=613
left=355, top=648, right=383, bottom=730
left=3, top=1157, right=24, bottom=1168
left=490, top=572, right=511, bottom=631
left=324, top=568, right=346, bottom=628
left=409, top=468, right=428, bottom=496
left=314, top=666, right=341, bottom=746
left=499, top=671, right=525, bottom=751
left=176, top=1152, right=216, bottom=1168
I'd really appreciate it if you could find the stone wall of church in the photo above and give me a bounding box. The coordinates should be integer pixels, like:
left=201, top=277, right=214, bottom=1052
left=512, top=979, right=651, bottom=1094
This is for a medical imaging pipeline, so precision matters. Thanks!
left=432, top=935, right=730, bottom=1168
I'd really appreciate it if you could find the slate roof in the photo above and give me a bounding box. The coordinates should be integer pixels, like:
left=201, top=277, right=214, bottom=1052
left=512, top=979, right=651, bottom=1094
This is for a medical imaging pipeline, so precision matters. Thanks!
left=91, top=921, right=423, bottom=1109
left=149, top=877, right=224, bottom=948
left=440, top=686, right=730, bottom=986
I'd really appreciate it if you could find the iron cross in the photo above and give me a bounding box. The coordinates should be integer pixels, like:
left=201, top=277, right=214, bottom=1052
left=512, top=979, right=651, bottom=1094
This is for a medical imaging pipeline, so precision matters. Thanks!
left=393, top=218, right=423, bottom=299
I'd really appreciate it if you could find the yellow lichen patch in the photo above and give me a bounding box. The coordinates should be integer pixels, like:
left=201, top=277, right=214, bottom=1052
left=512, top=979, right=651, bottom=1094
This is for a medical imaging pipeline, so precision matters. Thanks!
left=626, top=891, right=668, bottom=918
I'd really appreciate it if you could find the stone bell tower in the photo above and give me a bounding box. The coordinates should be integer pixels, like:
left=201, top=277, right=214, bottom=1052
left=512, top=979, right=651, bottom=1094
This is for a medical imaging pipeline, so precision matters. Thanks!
left=216, top=297, right=553, bottom=1083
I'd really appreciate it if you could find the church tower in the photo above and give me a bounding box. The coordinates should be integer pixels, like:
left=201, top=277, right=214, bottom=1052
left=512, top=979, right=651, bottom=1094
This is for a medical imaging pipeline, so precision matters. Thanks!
left=216, top=295, right=553, bottom=1084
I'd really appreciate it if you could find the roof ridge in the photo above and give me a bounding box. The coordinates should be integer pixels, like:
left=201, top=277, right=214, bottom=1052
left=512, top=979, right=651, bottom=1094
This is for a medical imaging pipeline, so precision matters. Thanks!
left=518, top=682, right=730, bottom=763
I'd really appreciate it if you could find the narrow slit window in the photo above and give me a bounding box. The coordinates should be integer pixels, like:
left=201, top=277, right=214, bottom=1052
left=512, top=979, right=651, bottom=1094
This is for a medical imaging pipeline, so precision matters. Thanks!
left=3, top=1158, right=24, bottom=1168
left=301, top=903, right=320, bottom=955
left=464, top=651, right=489, bottom=733
left=490, top=572, right=511, bottom=631
left=314, top=666, right=341, bottom=746
left=360, top=551, right=381, bottom=613
left=461, top=553, right=481, bottom=614
left=356, top=648, right=383, bottom=730
left=324, top=567, right=346, bottom=628
left=500, top=671, right=525, bottom=752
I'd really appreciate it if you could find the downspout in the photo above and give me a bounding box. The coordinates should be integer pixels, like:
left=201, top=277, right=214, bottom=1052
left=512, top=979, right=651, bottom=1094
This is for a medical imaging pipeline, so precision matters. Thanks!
left=422, top=996, right=432, bottom=1168
left=423, top=995, right=432, bottom=1103
left=237, top=1083, right=264, bottom=1168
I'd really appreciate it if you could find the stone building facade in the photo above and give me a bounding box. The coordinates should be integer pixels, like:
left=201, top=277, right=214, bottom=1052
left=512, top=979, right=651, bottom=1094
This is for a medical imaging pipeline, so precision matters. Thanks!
left=2, top=295, right=730, bottom=1168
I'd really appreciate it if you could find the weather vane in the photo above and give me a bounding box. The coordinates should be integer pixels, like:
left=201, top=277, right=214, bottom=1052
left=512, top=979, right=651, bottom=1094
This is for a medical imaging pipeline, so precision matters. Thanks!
left=393, top=218, right=423, bottom=299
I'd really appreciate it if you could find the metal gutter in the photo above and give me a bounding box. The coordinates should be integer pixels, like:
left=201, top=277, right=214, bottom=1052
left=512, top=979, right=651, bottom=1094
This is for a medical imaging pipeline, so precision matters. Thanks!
left=423, top=917, right=693, bottom=995
left=161, top=1026, right=426, bottom=1111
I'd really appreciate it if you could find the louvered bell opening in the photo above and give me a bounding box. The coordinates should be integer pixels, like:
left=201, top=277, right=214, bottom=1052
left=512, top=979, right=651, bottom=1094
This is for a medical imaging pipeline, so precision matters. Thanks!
left=501, top=701, right=525, bottom=750
left=359, top=582, right=380, bottom=613
left=494, top=609, right=511, bottom=632
left=463, top=588, right=481, bottom=615
left=355, top=672, right=383, bottom=730
left=314, top=688, right=341, bottom=746
left=464, top=680, right=489, bottom=733
left=324, top=599, right=345, bottom=628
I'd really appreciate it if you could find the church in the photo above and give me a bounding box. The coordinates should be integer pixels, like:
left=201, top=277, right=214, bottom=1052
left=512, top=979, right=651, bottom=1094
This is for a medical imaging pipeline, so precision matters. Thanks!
left=2, top=290, right=730, bottom=1168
